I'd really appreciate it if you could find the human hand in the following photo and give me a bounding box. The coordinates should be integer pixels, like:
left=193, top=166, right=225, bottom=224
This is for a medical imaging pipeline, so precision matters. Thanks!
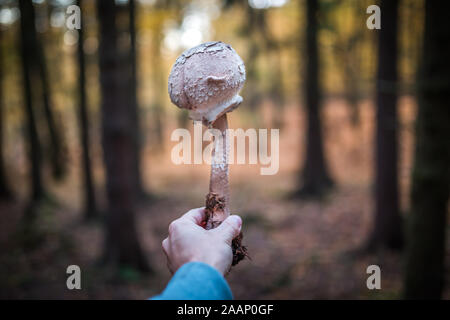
left=162, top=207, right=242, bottom=276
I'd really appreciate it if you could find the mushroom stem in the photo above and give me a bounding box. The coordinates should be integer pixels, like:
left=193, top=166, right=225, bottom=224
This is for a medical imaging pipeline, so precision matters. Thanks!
left=205, top=114, right=230, bottom=229
left=205, top=114, right=248, bottom=266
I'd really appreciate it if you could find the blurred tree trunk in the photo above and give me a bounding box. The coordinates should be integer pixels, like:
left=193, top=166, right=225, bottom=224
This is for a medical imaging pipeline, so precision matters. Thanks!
left=76, top=0, right=97, bottom=219
left=0, top=27, right=12, bottom=200
left=97, top=0, right=149, bottom=271
left=257, top=8, right=285, bottom=129
left=35, top=28, right=66, bottom=181
left=18, top=0, right=44, bottom=203
left=341, top=0, right=365, bottom=127
left=269, top=50, right=285, bottom=129
left=150, top=20, right=165, bottom=148
left=128, top=0, right=145, bottom=198
left=368, top=0, right=403, bottom=251
left=404, top=0, right=450, bottom=299
left=243, top=5, right=264, bottom=114
left=297, top=0, right=333, bottom=196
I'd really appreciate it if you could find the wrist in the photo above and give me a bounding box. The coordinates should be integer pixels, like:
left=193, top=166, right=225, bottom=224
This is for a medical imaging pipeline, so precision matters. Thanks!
left=188, top=257, right=225, bottom=276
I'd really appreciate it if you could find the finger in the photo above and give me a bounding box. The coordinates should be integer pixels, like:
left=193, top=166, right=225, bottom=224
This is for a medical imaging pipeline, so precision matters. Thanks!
left=162, top=238, right=169, bottom=255
left=214, top=215, right=242, bottom=245
left=179, top=207, right=206, bottom=225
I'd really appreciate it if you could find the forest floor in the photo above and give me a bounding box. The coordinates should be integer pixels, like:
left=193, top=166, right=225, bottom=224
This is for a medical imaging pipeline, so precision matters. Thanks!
left=1, top=97, right=449, bottom=299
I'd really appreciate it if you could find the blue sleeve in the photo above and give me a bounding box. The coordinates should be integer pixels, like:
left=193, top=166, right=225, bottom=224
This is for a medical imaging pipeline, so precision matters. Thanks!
left=151, top=262, right=233, bottom=300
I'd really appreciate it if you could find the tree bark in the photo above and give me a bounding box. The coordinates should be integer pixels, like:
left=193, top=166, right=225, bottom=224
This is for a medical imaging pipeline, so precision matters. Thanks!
left=367, top=0, right=403, bottom=251
left=404, top=0, right=450, bottom=299
left=297, top=0, right=333, bottom=196
left=76, top=0, right=97, bottom=219
left=18, top=0, right=44, bottom=203
left=97, top=0, right=149, bottom=271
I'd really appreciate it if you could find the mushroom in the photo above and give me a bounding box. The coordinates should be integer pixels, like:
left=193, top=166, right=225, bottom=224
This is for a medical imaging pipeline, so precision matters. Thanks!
left=168, top=41, right=248, bottom=265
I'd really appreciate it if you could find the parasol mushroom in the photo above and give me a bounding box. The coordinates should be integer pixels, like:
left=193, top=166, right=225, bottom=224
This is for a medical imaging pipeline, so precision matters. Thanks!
left=168, top=41, right=248, bottom=266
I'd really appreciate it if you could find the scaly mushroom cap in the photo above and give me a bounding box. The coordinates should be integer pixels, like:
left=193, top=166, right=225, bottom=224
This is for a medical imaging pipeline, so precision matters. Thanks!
left=168, top=41, right=246, bottom=126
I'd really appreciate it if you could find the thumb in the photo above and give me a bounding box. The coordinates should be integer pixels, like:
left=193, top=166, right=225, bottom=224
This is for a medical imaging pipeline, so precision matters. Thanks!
left=215, top=215, right=242, bottom=244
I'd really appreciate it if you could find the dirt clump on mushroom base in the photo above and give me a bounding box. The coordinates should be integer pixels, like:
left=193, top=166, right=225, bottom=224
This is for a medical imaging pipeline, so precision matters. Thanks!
left=205, top=192, right=248, bottom=266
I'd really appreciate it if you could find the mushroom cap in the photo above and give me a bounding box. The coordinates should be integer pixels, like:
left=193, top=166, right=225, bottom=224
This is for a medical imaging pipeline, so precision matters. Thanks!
left=168, top=41, right=246, bottom=126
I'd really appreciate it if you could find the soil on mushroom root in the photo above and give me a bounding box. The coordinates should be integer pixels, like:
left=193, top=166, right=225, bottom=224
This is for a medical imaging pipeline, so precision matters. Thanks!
left=205, top=192, right=248, bottom=266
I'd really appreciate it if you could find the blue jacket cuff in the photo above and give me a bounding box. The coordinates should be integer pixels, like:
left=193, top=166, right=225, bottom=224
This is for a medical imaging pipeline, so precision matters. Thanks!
left=151, top=262, right=233, bottom=300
